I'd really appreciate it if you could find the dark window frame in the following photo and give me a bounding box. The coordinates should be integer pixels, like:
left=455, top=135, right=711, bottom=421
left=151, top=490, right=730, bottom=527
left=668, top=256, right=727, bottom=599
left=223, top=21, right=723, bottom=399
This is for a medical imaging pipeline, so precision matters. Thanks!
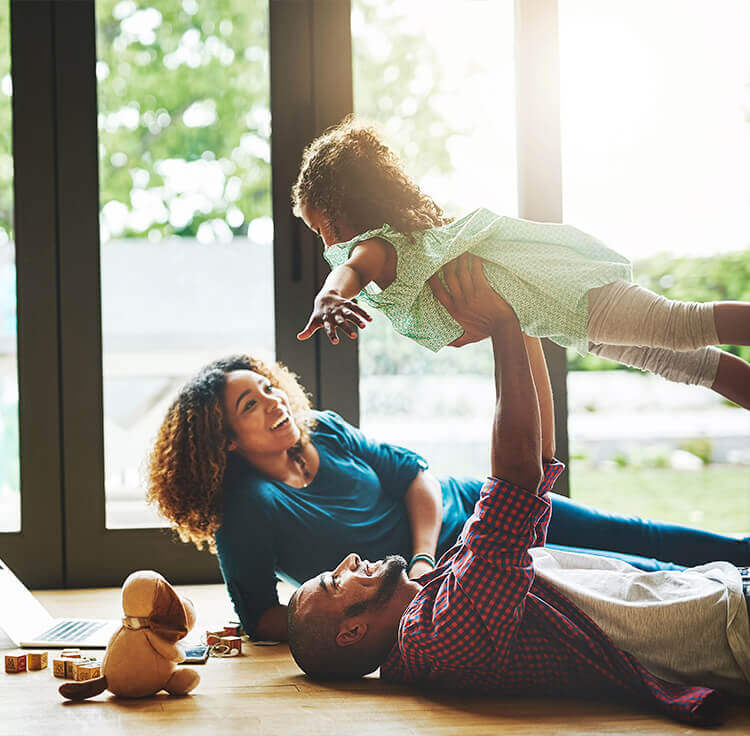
left=3, top=0, right=567, bottom=588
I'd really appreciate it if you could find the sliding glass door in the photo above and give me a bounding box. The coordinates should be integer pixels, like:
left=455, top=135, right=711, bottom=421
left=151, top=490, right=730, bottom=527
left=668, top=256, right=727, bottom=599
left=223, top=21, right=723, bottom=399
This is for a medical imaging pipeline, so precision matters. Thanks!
left=94, top=0, right=275, bottom=530
left=557, top=0, right=750, bottom=532
left=352, top=0, right=519, bottom=479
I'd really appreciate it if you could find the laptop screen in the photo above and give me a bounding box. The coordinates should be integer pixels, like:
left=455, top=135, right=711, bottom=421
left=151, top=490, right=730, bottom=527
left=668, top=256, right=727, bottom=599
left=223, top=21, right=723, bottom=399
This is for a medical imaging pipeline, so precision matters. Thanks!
left=0, top=559, right=53, bottom=643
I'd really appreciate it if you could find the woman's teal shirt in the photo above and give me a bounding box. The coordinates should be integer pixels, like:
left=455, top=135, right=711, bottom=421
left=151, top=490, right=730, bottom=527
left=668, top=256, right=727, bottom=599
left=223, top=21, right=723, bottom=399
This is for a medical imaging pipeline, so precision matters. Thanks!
left=214, top=410, right=481, bottom=637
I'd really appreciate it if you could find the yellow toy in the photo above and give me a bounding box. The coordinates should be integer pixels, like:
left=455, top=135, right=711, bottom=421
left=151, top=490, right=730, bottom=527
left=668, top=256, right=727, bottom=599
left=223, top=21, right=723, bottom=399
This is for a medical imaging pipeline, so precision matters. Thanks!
left=59, top=570, right=200, bottom=700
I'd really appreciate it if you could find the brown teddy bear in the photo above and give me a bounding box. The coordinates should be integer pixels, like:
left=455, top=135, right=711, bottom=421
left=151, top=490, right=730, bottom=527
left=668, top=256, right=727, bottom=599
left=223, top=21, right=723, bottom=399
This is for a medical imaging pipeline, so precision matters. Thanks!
left=59, top=570, right=200, bottom=700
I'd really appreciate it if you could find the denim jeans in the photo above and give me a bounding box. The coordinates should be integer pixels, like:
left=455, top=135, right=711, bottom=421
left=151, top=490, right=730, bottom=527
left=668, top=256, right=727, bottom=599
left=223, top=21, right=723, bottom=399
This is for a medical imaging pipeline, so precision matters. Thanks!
left=547, top=492, right=750, bottom=572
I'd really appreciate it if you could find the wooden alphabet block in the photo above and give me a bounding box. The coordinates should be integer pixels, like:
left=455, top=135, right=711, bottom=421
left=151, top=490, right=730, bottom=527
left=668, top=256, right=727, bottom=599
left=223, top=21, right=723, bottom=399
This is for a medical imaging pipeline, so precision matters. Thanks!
left=65, top=656, right=97, bottom=678
left=53, top=657, right=69, bottom=678
left=27, top=651, right=48, bottom=670
left=4, top=653, right=27, bottom=673
left=53, top=655, right=95, bottom=678
left=73, top=662, right=101, bottom=681
left=71, top=659, right=98, bottom=681
left=219, top=636, right=242, bottom=655
left=206, top=629, right=224, bottom=646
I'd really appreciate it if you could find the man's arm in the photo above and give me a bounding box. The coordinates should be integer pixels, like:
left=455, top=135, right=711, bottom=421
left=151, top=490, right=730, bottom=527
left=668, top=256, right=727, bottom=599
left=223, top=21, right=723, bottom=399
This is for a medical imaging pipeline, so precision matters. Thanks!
left=522, top=335, right=556, bottom=463
left=489, top=316, right=543, bottom=492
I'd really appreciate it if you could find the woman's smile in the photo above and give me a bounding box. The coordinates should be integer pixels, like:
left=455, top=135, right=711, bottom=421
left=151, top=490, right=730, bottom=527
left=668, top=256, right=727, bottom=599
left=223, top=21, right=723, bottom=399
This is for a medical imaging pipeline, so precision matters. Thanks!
left=270, top=415, right=291, bottom=432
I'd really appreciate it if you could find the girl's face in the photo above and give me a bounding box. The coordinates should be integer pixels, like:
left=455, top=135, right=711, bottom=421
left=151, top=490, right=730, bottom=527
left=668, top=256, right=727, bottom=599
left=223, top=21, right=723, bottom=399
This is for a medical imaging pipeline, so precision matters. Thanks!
left=299, top=202, right=356, bottom=248
left=222, top=370, right=301, bottom=460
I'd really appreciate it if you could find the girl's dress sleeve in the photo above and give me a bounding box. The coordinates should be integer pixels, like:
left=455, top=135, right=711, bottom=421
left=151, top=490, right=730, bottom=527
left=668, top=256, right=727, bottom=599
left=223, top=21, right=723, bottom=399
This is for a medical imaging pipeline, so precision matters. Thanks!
left=322, top=227, right=390, bottom=271
left=214, top=484, right=280, bottom=639
left=316, top=410, right=428, bottom=500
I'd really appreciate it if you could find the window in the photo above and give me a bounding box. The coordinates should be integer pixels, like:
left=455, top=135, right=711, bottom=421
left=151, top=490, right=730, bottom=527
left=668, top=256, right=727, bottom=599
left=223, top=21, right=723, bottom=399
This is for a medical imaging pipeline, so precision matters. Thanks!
left=95, top=0, right=273, bottom=528
left=352, top=0, right=517, bottom=477
left=559, top=0, right=750, bottom=532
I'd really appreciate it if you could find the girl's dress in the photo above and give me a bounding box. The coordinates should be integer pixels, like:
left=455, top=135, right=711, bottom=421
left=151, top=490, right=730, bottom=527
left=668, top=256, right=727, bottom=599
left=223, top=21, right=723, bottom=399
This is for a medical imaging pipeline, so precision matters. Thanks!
left=323, top=207, right=632, bottom=354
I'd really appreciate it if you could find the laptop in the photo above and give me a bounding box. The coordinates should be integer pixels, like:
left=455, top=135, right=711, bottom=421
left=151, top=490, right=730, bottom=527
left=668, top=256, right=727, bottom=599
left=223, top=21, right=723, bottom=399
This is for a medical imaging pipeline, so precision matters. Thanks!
left=0, top=556, right=118, bottom=648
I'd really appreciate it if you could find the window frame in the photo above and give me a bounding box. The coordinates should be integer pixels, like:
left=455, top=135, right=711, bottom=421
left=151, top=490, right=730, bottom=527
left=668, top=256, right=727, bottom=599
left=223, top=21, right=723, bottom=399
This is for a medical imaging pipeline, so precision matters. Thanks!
left=2, top=0, right=568, bottom=589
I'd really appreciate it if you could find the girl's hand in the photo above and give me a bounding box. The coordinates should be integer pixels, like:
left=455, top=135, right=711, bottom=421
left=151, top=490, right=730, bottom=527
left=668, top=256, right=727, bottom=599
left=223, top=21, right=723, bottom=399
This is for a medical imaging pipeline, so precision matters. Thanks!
left=297, top=291, right=372, bottom=344
left=428, top=253, right=517, bottom=347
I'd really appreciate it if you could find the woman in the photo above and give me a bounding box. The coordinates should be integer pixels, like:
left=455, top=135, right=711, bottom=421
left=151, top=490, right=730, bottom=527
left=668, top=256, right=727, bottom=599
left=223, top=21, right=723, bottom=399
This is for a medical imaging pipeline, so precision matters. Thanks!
left=147, top=255, right=748, bottom=642
left=147, top=349, right=749, bottom=643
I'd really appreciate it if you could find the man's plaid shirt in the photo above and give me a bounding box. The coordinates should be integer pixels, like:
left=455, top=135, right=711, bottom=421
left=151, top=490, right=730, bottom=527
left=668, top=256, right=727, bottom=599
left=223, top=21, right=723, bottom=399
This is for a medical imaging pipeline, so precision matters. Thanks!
left=380, top=461, right=724, bottom=726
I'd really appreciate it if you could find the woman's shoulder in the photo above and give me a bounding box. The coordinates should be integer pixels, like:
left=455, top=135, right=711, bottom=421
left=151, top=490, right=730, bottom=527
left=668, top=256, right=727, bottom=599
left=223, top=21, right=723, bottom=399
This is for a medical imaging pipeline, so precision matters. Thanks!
left=310, top=409, right=354, bottom=440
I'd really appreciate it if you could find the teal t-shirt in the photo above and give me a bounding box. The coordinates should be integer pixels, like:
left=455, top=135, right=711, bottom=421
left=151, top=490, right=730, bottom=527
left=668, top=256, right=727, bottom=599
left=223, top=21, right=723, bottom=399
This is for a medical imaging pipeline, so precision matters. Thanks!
left=323, top=207, right=633, bottom=354
left=214, top=410, right=482, bottom=637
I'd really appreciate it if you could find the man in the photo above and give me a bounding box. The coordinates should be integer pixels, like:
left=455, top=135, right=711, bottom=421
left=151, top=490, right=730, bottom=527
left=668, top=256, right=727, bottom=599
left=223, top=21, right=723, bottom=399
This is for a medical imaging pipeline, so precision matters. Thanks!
left=287, top=255, right=750, bottom=726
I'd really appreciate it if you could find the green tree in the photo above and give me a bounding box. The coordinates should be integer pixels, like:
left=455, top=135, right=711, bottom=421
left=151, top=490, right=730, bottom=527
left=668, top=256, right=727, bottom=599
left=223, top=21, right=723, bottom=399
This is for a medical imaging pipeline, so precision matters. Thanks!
left=352, top=0, right=454, bottom=184
left=96, top=0, right=270, bottom=240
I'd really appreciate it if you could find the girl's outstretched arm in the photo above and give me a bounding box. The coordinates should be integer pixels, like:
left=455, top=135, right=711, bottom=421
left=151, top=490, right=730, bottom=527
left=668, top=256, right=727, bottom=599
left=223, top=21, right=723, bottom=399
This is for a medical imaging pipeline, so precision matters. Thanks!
left=297, top=238, right=388, bottom=344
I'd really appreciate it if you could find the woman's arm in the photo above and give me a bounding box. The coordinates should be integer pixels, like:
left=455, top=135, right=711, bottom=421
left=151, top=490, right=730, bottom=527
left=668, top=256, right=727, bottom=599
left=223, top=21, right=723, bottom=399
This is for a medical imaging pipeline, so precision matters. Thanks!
left=403, top=470, right=443, bottom=578
left=522, top=335, right=556, bottom=462
left=297, top=239, right=387, bottom=343
left=253, top=604, right=288, bottom=642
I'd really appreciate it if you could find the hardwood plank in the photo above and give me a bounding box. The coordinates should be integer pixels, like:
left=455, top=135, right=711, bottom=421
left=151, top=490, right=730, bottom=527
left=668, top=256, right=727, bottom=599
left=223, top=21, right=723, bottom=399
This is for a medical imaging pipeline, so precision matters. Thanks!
left=2, top=584, right=748, bottom=735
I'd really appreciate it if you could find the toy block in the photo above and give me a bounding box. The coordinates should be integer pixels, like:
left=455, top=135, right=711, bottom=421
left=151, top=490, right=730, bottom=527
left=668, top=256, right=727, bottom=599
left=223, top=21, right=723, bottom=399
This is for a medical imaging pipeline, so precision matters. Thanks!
left=206, top=629, right=224, bottom=646
left=27, top=651, right=48, bottom=670
left=65, top=656, right=96, bottom=678
left=219, top=635, right=242, bottom=655
left=5, top=653, right=27, bottom=673
left=72, top=660, right=101, bottom=681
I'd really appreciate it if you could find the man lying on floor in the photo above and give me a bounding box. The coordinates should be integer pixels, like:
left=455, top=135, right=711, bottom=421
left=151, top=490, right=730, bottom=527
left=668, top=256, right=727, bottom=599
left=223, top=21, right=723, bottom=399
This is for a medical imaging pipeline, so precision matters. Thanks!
left=286, top=263, right=750, bottom=726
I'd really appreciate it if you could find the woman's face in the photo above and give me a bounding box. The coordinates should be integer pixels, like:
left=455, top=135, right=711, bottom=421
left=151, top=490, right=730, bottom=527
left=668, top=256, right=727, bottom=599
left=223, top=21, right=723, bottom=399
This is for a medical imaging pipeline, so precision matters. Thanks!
left=222, top=370, right=301, bottom=459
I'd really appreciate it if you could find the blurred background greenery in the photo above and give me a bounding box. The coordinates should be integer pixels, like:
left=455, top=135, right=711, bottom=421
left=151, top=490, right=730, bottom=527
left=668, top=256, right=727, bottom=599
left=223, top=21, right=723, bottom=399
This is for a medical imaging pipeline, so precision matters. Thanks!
left=0, top=0, right=747, bottom=535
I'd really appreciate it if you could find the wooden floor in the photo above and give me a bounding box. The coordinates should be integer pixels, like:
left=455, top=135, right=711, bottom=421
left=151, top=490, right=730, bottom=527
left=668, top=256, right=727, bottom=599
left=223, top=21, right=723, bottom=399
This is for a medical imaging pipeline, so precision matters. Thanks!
left=2, top=583, right=749, bottom=735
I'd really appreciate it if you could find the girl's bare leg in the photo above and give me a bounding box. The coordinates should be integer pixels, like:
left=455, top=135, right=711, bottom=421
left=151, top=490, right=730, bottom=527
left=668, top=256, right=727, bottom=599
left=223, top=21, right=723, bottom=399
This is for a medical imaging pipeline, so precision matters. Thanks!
left=711, top=350, right=750, bottom=409
left=714, top=302, right=750, bottom=346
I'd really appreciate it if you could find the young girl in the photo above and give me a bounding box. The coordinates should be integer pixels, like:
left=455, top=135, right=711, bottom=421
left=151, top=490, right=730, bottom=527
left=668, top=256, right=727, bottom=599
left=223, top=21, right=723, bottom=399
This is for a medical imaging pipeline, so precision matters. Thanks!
left=293, top=117, right=750, bottom=409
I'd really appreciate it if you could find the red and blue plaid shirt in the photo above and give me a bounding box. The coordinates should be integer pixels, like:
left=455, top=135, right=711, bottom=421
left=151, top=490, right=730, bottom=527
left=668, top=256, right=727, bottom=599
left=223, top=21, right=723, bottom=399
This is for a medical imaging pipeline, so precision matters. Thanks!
left=380, top=461, right=724, bottom=726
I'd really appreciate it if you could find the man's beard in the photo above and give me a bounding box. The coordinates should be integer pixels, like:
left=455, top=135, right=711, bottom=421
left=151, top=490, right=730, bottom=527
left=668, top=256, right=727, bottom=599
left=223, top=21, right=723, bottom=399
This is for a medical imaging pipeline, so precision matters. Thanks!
left=368, top=555, right=407, bottom=611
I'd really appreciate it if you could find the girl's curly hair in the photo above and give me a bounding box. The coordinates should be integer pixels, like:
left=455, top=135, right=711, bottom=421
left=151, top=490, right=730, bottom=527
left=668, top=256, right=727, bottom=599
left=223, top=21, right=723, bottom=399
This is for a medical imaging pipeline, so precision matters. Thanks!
left=146, top=354, right=315, bottom=554
left=291, top=115, right=452, bottom=237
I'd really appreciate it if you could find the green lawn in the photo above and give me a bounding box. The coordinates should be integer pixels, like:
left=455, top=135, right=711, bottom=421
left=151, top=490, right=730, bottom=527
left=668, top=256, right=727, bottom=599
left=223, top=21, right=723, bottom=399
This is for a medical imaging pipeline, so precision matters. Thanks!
left=570, top=466, right=750, bottom=536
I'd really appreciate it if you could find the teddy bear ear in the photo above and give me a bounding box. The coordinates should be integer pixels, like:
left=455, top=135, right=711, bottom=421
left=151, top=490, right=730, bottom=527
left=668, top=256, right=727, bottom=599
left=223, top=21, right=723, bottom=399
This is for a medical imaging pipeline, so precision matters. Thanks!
left=148, top=576, right=188, bottom=645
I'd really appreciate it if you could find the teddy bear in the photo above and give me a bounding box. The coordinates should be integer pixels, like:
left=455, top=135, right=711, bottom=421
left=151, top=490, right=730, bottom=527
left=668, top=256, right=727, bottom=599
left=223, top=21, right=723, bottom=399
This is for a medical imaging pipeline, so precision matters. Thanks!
left=59, top=570, right=200, bottom=700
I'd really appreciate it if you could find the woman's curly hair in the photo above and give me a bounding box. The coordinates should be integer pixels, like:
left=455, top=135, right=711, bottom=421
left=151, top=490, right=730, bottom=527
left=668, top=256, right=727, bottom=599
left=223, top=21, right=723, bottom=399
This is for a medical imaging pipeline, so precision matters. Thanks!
left=291, top=115, right=452, bottom=237
left=146, top=354, right=315, bottom=554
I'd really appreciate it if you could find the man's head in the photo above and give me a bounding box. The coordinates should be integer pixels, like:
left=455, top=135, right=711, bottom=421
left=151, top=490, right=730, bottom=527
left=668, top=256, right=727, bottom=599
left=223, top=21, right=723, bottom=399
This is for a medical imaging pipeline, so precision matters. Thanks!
left=287, top=553, right=420, bottom=679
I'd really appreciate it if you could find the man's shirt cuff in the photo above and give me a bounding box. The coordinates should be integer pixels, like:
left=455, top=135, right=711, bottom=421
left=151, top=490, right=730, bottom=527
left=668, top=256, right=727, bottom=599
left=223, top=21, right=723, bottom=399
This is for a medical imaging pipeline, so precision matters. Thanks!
left=488, top=458, right=565, bottom=497
left=539, top=459, right=565, bottom=492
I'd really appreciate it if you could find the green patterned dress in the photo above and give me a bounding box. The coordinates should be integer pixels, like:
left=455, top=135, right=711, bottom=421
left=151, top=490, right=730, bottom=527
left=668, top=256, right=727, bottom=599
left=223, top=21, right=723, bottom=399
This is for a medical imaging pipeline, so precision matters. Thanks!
left=323, top=207, right=633, bottom=354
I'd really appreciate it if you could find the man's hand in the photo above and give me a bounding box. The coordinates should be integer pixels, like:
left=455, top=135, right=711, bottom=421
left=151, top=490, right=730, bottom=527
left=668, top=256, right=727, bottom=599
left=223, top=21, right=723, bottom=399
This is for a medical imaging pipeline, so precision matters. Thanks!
left=297, top=292, right=372, bottom=344
left=428, top=253, right=517, bottom=347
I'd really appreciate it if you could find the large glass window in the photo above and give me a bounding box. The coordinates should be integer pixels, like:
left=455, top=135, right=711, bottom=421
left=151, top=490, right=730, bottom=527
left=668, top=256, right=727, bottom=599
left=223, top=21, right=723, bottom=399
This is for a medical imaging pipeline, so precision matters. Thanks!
left=352, top=0, right=516, bottom=477
left=96, top=0, right=272, bottom=528
left=0, top=3, right=19, bottom=533
left=559, top=0, right=750, bottom=532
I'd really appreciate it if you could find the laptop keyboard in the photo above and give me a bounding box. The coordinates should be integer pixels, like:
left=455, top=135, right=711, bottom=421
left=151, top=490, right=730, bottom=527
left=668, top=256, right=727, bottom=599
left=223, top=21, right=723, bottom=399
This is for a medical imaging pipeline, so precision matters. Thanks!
left=35, top=619, right=107, bottom=642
